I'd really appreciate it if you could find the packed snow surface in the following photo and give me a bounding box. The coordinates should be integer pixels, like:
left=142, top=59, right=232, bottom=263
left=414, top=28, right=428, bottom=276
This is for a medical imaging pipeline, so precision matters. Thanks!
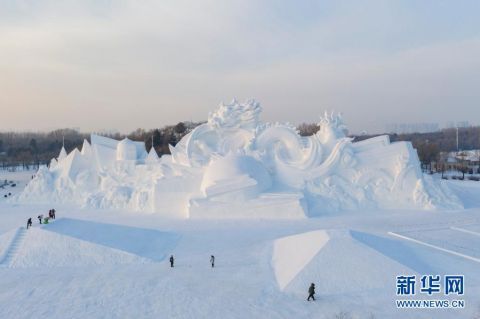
left=1, top=169, right=480, bottom=318
left=16, top=100, right=461, bottom=218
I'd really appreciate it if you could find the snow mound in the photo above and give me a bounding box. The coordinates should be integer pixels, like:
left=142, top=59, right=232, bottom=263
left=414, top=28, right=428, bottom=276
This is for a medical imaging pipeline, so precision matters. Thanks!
left=17, top=99, right=462, bottom=217
left=5, top=227, right=152, bottom=268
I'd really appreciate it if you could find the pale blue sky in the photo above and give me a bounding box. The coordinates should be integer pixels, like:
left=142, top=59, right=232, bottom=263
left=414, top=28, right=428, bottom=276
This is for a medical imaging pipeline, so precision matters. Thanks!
left=1, top=0, right=479, bottom=133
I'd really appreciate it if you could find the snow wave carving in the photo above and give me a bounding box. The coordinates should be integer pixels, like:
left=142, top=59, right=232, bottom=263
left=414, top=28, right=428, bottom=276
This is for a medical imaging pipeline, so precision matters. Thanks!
left=16, top=99, right=463, bottom=218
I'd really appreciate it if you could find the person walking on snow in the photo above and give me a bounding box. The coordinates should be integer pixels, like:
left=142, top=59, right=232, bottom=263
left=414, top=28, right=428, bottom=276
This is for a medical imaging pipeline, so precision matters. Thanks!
left=170, top=255, right=174, bottom=268
left=52, top=209, right=56, bottom=219
left=27, top=218, right=32, bottom=229
left=210, top=255, right=215, bottom=268
left=307, top=283, right=316, bottom=301
left=38, top=215, right=43, bottom=224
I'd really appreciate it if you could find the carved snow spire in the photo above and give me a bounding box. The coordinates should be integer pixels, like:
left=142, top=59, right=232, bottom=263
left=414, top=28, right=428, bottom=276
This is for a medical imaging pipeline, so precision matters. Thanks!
left=58, top=146, right=67, bottom=162
left=317, top=110, right=348, bottom=144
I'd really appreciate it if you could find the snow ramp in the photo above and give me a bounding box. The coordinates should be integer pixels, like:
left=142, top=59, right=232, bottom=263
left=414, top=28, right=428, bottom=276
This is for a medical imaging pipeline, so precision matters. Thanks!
left=2, top=228, right=152, bottom=268
left=43, top=218, right=179, bottom=261
left=272, top=230, right=329, bottom=290
left=272, top=229, right=434, bottom=295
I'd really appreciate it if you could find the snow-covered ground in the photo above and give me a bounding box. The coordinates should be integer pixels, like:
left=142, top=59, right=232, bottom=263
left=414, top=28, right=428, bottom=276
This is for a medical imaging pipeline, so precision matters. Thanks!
left=1, top=170, right=480, bottom=319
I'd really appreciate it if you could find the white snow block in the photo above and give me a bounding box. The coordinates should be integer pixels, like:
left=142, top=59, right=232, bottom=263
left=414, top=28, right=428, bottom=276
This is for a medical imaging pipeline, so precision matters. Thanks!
left=189, top=192, right=307, bottom=219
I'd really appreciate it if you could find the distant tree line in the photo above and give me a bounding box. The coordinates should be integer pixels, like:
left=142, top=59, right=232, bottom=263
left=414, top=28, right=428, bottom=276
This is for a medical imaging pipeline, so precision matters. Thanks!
left=2, top=121, right=479, bottom=171
left=0, top=122, right=202, bottom=170
left=125, top=121, right=201, bottom=155
left=0, top=129, right=89, bottom=170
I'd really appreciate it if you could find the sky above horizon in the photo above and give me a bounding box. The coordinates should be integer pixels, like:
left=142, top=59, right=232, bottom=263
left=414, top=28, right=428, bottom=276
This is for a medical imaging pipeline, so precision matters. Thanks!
left=1, top=0, right=479, bottom=134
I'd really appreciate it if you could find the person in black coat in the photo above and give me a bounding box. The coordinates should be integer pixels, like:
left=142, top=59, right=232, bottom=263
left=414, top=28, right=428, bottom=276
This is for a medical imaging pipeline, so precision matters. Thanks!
left=307, top=283, right=315, bottom=301
left=169, top=255, right=174, bottom=268
left=27, top=218, right=32, bottom=229
left=210, top=255, right=215, bottom=268
left=38, top=215, right=43, bottom=224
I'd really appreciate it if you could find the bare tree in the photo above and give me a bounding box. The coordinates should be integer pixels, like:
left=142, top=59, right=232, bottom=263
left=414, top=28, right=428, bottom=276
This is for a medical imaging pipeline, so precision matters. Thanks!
left=297, top=123, right=320, bottom=136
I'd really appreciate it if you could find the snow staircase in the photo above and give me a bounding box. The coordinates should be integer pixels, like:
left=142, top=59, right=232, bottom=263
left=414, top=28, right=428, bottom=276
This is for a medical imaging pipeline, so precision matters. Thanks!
left=0, top=227, right=26, bottom=267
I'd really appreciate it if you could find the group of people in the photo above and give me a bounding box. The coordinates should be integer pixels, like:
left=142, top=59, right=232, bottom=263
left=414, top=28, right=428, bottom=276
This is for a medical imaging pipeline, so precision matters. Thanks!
left=168, top=255, right=215, bottom=268
left=26, top=208, right=56, bottom=229
left=2, top=179, right=13, bottom=198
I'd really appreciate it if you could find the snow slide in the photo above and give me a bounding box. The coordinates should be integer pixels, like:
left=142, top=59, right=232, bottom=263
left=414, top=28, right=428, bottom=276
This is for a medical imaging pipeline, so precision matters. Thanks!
left=272, top=230, right=329, bottom=290
left=271, top=230, right=435, bottom=295
left=0, top=227, right=151, bottom=268
left=44, top=218, right=179, bottom=261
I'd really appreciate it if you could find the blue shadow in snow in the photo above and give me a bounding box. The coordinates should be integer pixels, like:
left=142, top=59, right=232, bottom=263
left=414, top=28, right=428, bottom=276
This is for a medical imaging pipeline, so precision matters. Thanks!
left=44, top=218, right=179, bottom=262
left=350, top=230, right=433, bottom=274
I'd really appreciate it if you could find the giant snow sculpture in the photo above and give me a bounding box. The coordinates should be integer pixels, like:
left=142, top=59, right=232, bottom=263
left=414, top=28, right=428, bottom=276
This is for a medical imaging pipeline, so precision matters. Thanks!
left=18, top=100, right=462, bottom=218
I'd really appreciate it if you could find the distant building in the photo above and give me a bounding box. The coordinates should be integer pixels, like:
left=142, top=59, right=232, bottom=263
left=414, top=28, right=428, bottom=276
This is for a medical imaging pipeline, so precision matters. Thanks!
left=456, top=121, right=470, bottom=128
left=431, top=150, right=480, bottom=173
left=387, top=121, right=473, bottom=134
left=386, top=122, right=440, bottom=134
left=444, top=121, right=471, bottom=129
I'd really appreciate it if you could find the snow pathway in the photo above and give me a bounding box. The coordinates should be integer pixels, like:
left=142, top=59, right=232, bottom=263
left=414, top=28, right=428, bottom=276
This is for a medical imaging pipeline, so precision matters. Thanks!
left=451, top=226, right=480, bottom=237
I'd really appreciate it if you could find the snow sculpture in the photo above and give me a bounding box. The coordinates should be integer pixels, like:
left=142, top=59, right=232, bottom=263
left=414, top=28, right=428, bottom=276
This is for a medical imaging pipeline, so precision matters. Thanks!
left=116, top=138, right=138, bottom=161
left=17, top=99, right=462, bottom=218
